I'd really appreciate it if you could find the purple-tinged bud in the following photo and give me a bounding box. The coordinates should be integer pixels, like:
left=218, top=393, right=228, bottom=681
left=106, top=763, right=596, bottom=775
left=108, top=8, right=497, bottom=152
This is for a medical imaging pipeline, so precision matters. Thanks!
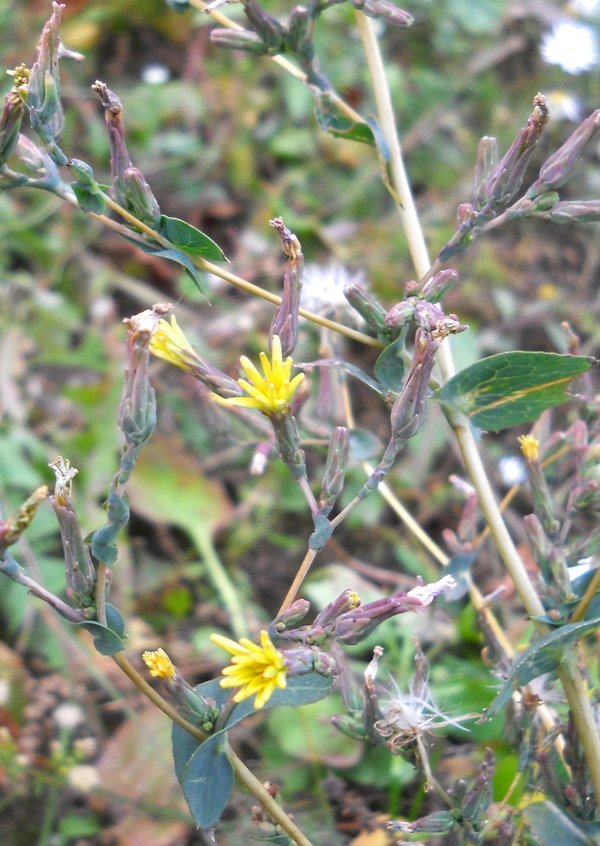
left=390, top=330, right=437, bottom=442
left=314, top=588, right=361, bottom=629
left=269, top=217, right=303, bottom=358
left=210, top=28, right=267, bottom=54
left=287, top=6, right=312, bottom=54
left=344, top=282, right=388, bottom=335
left=27, top=2, right=65, bottom=143
left=334, top=595, right=422, bottom=645
left=456, top=203, right=476, bottom=228
left=92, top=81, right=161, bottom=224
left=352, top=0, right=414, bottom=27
left=48, top=458, right=95, bottom=607
left=119, top=167, right=161, bottom=227
left=0, top=486, right=49, bottom=556
left=241, top=0, right=287, bottom=53
left=523, top=514, right=570, bottom=598
left=318, top=427, right=350, bottom=514
left=421, top=269, right=459, bottom=304
left=527, top=110, right=600, bottom=199
left=388, top=811, right=457, bottom=835
left=273, top=598, right=311, bottom=631
left=282, top=645, right=337, bottom=677
left=120, top=306, right=170, bottom=448
left=484, top=93, right=549, bottom=209
left=385, top=298, right=416, bottom=329
left=545, top=200, right=600, bottom=224
left=0, top=91, right=24, bottom=166
left=569, top=479, right=600, bottom=512
left=473, top=136, right=498, bottom=209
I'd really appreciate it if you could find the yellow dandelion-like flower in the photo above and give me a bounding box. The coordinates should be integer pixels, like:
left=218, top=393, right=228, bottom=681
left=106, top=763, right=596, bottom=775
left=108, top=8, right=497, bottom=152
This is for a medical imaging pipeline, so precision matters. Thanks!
left=210, top=630, right=287, bottom=709
left=212, top=335, right=305, bottom=417
left=149, top=315, right=195, bottom=373
left=518, top=434, right=540, bottom=462
left=142, top=648, right=177, bottom=681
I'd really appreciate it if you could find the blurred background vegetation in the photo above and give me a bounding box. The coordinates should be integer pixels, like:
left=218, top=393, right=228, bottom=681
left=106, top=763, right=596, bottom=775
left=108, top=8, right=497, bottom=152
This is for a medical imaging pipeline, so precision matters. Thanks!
left=1, top=0, right=599, bottom=843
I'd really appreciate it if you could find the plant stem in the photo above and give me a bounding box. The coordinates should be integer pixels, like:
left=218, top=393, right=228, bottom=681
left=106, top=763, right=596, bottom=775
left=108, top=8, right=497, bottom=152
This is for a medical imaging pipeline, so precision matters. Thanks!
left=277, top=548, right=317, bottom=615
left=95, top=560, right=108, bottom=626
left=355, top=10, right=599, bottom=794
left=189, top=526, right=247, bottom=640
left=62, top=191, right=383, bottom=350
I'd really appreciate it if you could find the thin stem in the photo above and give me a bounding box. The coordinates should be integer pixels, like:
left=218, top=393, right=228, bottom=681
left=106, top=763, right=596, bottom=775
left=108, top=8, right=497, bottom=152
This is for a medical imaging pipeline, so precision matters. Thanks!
left=277, top=548, right=317, bottom=615
left=570, top=562, right=600, bottom=623
left=227, top=744, right=316, bottom=846
left=355, top=11, right=591, bottom=780
left=63, top=191, right=383, bottom=350
left=189, top=527, right=247, bottom=640
left=188, top=0, right=365, bottom=126
left=557, top=662, right=600, bottom=800
left=298, top=475, right=319, bottom=514
left=95, top=561, right=108, bottom=627
left=112, top=653, right=314, bottom=845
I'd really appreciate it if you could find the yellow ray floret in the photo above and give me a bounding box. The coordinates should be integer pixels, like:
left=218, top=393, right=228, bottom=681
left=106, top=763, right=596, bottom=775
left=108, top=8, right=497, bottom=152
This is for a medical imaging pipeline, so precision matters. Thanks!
left=518, top=434, right=539, bottom=462
left=142, top=647, right=177, bottom=681
left=210, top=629, right=287, bottom=709
left=149, top=315, right=195, bottom=372
left=213, top=335, right=304, bottom=417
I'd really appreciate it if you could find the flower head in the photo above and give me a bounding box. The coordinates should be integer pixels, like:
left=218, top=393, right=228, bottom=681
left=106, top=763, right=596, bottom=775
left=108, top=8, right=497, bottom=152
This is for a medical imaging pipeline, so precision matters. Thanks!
left=210, top=630, right=287, bottom=709
left=150, top=315, right=196, bottom=372
left=213, top=336, right=305, bottom=417
left=540, top=21, right=599, bottom=75
left=142, top=648, right=177, bottom=681
left=518, top=434, right=540, bottom=462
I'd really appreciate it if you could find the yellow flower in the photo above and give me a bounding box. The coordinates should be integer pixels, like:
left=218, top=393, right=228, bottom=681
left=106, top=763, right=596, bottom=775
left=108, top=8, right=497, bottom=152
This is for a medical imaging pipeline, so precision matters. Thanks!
left=142, top=648, right=177, bottom=680
left=518, top=434, right=540, bottom=462
left=210, top=630, right=287, bottom=709
left=149, top=315, right=195, bottom=373
left=212, top=335, right=304, bottom=417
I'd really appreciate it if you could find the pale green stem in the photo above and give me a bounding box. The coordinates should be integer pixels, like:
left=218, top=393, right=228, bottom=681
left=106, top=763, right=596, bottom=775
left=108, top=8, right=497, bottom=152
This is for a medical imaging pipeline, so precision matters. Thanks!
left=111, top=654, right=313, bottom=846
left=355, top=10, right=600, bottom=800
left=188, top=526, right=247, bottom=640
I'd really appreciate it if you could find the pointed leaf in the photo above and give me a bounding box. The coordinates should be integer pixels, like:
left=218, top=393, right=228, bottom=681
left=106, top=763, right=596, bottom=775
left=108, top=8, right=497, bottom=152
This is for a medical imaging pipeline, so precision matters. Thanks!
left=433, top=351, right=592, bottom=432
left=523, top=801, right=600, bottom=845
left=79, top=605, right=126, bottom=656
left=159, top=214, right=227, bottom=262
left=485, top=615, right=600, bottom=718
left=120, top=232, right=208, bottom=296
left=314, top=93, right=378, bottom=147
left=374, top=335, right=406, bottom=391
left=301, top=358, right=386, bottom=396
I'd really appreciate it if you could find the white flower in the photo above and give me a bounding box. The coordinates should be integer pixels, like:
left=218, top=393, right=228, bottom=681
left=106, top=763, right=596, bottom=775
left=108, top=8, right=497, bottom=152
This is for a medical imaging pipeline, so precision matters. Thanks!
left=67, top=764, right=100, bottom=793
left=498, top=455, right=527, bottom=487
left=300, top=261, right=365, bottom=323
left=540, top=21, right=599, bottom=75
left=53, top=703, right=85, bottom=730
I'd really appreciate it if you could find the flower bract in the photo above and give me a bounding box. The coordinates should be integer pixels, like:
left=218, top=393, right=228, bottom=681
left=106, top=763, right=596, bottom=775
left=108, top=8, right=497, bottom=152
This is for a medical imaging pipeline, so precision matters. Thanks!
left=210, top=629, right=287, bottom=709
left=213, top=335, right=304, bottom=417
left=142, top=647, right=177, bottom=681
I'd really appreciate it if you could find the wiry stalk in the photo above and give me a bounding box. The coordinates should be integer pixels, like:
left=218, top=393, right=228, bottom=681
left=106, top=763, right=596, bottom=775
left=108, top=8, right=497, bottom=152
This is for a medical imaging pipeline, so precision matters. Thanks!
left=354, top=10, right=600, bottom=801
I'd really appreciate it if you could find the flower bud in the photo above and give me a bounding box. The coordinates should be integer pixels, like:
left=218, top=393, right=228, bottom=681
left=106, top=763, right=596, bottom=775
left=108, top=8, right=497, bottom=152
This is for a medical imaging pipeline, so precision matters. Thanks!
left=272, top=598, right=311, bottom=631
left=385, top=298, right=416, bottom=329
left=352, top=0, right=414, bottom=27
left=472, top=135, right=498, bottom=209
left=421, top=268, right=459, bottom=303
left=27, top=3, right=65, bottom=145
left=0, top=91, right=24, bottom=166
left=344, top=282, right=388, bottom=335
left=318, top=427, right=349, bottom=514
left=119, top=167, right=161, bottom=227
left=269, top=217, right=303, bottom=358
left=483, top=93, right=548, bottom=210
left=389, top=811, right=457, bottom=834
left=546, top=200, right=600, bottom=224
left=527, top=110, right=600, bottom=199
left=390, top=330, right=437, bottom=442
left=314, top=588, right=361, bottom=629
left=270, top=413, right=307, bottom=481
left=241, top=0, right=287, bottom=53
left=287, top=6, right=313, bottom=54
left=210, top=28, right=267, bottom=53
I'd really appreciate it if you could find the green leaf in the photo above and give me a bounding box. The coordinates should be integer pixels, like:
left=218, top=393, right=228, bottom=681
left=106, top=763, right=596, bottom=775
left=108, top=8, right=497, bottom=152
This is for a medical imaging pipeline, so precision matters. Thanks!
left=304, top=358, right=385, bottom=396
left=172, top=672, right=333, bottom=827
left=374, top=335, right=406, bottom=392
left=159, top=214, right=227, bottom=262
left=120, top=232, right=208, bottom=296
left=71, top=184, right=105, bottom=214
left=486, top=616, right=600, bottom=719
left=314, top=93, right=378, bottom=147
left=79, top=604, right=126, bottom=656
left=348, top=428, right=382, bottom=460
left=432, top=351, right=592, bottom=432
left=522, top=801, right=600, bottom=845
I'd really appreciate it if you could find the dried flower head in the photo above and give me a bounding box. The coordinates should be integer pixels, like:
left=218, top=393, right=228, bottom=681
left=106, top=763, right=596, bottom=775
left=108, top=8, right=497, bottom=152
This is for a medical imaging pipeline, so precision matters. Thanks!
left=210, top=630, right=287, bottom=709
left=213, top=335, right=305, bottom=417
left=48, top=457, right=78, bottom=507
left=142, top=648, right=177, bottom=681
